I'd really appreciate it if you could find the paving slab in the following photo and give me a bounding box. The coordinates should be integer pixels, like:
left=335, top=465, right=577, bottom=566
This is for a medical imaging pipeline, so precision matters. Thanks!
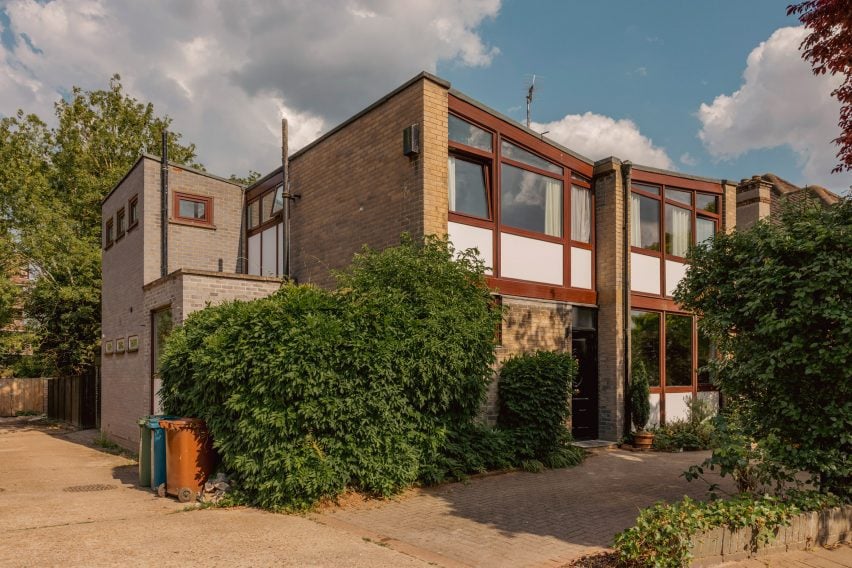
left=0, top=420, right=428, bottom=568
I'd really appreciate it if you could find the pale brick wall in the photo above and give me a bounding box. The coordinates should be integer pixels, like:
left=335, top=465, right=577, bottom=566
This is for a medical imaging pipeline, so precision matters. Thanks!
left=593, top=158, right=627, bottom=441
left=483, top=297, right=573, bottom=425
left=140, top=158, right=244, bottom=278
left=722, top=181, right=737, bottom=233
left=421, top=80, right=450, bottom=237
left=735, top=177, right=772, bottom=231
left=103, top=156, right=264, bottom=449
left=101, top=159, right=149, bottom=448
left=287, top=76, right=450, bottom=288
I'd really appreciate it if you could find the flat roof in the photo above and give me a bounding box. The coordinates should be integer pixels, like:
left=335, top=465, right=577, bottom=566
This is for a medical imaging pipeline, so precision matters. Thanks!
left=102, top=153, right=242, bottom=206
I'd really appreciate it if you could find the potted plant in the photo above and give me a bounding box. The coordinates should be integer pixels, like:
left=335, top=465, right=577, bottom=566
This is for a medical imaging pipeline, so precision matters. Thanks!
left=629, top=361, right=654, bottom=449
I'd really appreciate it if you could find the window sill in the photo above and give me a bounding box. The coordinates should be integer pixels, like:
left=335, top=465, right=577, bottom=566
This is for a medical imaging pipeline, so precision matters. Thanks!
left=104, top=243, right=114, bottom=251
left=169, top=218, right=216, bottom=230
left=127, top=222, right=138, bottom=232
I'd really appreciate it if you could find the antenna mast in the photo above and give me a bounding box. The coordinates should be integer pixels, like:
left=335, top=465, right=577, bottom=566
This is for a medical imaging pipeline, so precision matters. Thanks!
left=526, top=74, right=536, bottom=128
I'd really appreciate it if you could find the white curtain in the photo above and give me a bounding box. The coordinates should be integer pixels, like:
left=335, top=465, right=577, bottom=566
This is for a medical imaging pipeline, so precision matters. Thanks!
left=544, top=178, right=562, bottom=237
left=670, top=205, right=690, bottom=256
left=571, top=185, right=591, bottom=243
left=630, top=194, right=642, bottom=247
left=447, top=156, right=456, bottom=211
left=696, top=217, right=715, bottom=245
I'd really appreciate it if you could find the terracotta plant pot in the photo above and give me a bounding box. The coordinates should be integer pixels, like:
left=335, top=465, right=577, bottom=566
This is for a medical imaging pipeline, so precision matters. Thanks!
left=633, top=430, right=655, bottom=450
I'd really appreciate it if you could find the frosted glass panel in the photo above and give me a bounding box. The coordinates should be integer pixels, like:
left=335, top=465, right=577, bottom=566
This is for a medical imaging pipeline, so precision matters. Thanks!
left=570, top=247, right=592, bottom=289
left=631, top=253, right=660, bottom=294
left=665, top=392, right=692, bottom=423
left=500, top=233, right=562, bottom=285
left=665, top=260, right=687, bottom=297
left=448, top=222, right=493, bottom=274
left=248, top=234, right=261, bottom=276
left=648, top=393, right=661, bottom=428
left=261, top=226, right=276, bottom=276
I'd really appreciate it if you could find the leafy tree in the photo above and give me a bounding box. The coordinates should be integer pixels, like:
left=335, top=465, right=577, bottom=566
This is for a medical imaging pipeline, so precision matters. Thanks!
left=0, top=75, right=200, bottom=375
left=788, top=0, right=852, bottom=174
left=675, top=198, right=851, bottom=494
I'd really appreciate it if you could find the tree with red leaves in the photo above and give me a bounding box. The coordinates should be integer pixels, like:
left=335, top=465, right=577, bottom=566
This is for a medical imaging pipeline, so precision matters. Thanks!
left=787, top=0, right=852, bottom=175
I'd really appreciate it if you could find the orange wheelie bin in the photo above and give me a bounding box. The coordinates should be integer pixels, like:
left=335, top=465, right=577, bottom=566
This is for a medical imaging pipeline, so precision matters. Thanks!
left=159, top=418, right=217, bottom=502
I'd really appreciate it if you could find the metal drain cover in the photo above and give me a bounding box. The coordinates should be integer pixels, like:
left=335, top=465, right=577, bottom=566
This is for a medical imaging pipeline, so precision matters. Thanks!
left=63, top=484, right=118, bottom=493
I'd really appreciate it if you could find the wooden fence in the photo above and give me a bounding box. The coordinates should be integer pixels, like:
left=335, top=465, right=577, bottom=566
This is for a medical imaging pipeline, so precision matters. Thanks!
left=0, top=377, right=47, bottom=417
left=47, top=371, right=99, bottom=428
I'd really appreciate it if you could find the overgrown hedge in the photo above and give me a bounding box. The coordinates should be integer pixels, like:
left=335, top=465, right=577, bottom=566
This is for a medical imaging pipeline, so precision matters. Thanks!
left=499, top=351, right=583, bottom=470
left=160, top=236, right=505, bottom=509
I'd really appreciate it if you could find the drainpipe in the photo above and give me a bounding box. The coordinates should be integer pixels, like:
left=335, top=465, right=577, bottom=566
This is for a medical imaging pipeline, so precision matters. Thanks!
left=281, top=118, right=290, bottom=280
left=620, top=161, right=633, bottom=439
left=160, top=130, right=169, bottom=278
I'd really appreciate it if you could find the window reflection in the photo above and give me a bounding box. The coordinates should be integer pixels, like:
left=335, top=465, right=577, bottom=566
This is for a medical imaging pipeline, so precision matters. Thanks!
left=501, top=163, right=562, bottom=237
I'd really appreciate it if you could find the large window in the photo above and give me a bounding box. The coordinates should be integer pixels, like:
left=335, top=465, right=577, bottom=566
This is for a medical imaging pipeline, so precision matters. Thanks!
left=500, top=163, right=562, bottom=237
left=631, top=310, right=661, bottom=387
left=448, top=156, right=489, bottom=219
left=631, top=193, right=661, bottom=251
left=697, top=324, right=715, bottom=386
left=630, top=180, right=721, bottom=296
left=446, top=103, right=595, bottom=301
left=449, top=114, right=492, bottom=151
left=665, top=313, right=692, bottom=386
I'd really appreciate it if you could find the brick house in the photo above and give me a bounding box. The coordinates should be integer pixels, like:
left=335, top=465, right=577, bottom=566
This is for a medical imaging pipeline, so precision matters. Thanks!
left=102, top=72, right=741, bottom=448
left=736, top=172, right=842, bottom=230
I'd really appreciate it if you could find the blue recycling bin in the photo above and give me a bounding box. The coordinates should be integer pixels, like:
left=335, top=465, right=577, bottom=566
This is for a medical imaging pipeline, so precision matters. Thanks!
left=142, top=414, right=178, bottom=490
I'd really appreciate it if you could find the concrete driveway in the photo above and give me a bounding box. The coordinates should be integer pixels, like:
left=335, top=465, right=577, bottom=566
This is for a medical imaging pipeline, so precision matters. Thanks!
left=0, top=417, right=744, bottom=567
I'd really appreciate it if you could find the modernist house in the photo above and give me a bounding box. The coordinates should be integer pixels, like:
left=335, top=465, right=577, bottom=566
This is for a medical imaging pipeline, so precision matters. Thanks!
left=101, top=72, right=738, bottom=449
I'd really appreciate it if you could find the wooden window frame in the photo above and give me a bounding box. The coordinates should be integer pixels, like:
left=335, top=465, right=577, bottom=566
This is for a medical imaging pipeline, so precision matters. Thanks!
left=247, top=188, right=284, bottom=238
left=115, top=207, right=126, bottom=240
left=631, top=308, right=717, bottom=425
left=128, top=195, right=139, bottom=231
left=172, top=192, right=214, bottom=227
left=448, top=151, right=493, bottom=224
left=104, top=218, right=114, bottom=249
left=629, top=173, right=722, bottom=302
left=448, top=95, right=597, bottom=305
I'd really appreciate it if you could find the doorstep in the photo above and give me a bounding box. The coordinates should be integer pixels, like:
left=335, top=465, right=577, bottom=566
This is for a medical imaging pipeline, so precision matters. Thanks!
left=571, top=439, right=619, bottom=451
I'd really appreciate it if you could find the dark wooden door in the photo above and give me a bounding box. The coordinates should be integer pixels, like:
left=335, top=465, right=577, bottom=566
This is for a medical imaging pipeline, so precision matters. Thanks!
left=571, top=329, right=598, bottom=440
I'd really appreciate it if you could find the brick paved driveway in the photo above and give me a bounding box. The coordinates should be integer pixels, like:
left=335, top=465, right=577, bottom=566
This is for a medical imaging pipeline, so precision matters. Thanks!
left=315, top=449, right=737, bottom=568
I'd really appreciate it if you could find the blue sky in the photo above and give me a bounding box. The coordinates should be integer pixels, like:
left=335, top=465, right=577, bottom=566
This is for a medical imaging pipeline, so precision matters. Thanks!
left=1, top=1, right=848, bottom=192
left=438, top=0, right=802, bottom=183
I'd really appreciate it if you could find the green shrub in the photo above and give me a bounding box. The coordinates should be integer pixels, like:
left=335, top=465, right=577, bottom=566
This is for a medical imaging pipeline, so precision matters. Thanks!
left=675, top=198, right=852, bottom=494
left=628, top=360, right=651, bottom=432
left=498, top=351, right=580, bottom=462
left=614, top=491, right=842, bottom=567
left=653, top=397, right=716, bottom=452
left=160, top=236, right=504, bottom=510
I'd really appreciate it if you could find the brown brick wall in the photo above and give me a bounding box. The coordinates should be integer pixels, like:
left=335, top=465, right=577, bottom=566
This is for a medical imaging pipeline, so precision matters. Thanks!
left=288, top=77, right=450, bottom=288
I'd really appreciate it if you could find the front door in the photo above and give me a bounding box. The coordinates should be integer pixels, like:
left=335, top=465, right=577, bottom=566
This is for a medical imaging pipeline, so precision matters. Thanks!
left=571, top=328, right=599, bottom=440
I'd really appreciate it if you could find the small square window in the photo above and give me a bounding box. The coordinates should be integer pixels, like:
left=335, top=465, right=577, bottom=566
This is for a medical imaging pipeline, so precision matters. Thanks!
left=173, top=192, right=213, bottom=225
left=128, top=196, right=139, bottom=229
left=105, top=218, right=114, bottom=249
left=116, top=208, right=126, bottom=239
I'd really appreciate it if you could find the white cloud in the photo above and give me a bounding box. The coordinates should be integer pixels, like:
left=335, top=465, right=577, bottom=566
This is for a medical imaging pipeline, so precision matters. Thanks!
left=679, top=152, right=698, bottom=166
left=698, top=26, right=852, bottom=190
left=0, top=0, right=500, bottom=177
left=532, top=112, right=674, bottom=169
